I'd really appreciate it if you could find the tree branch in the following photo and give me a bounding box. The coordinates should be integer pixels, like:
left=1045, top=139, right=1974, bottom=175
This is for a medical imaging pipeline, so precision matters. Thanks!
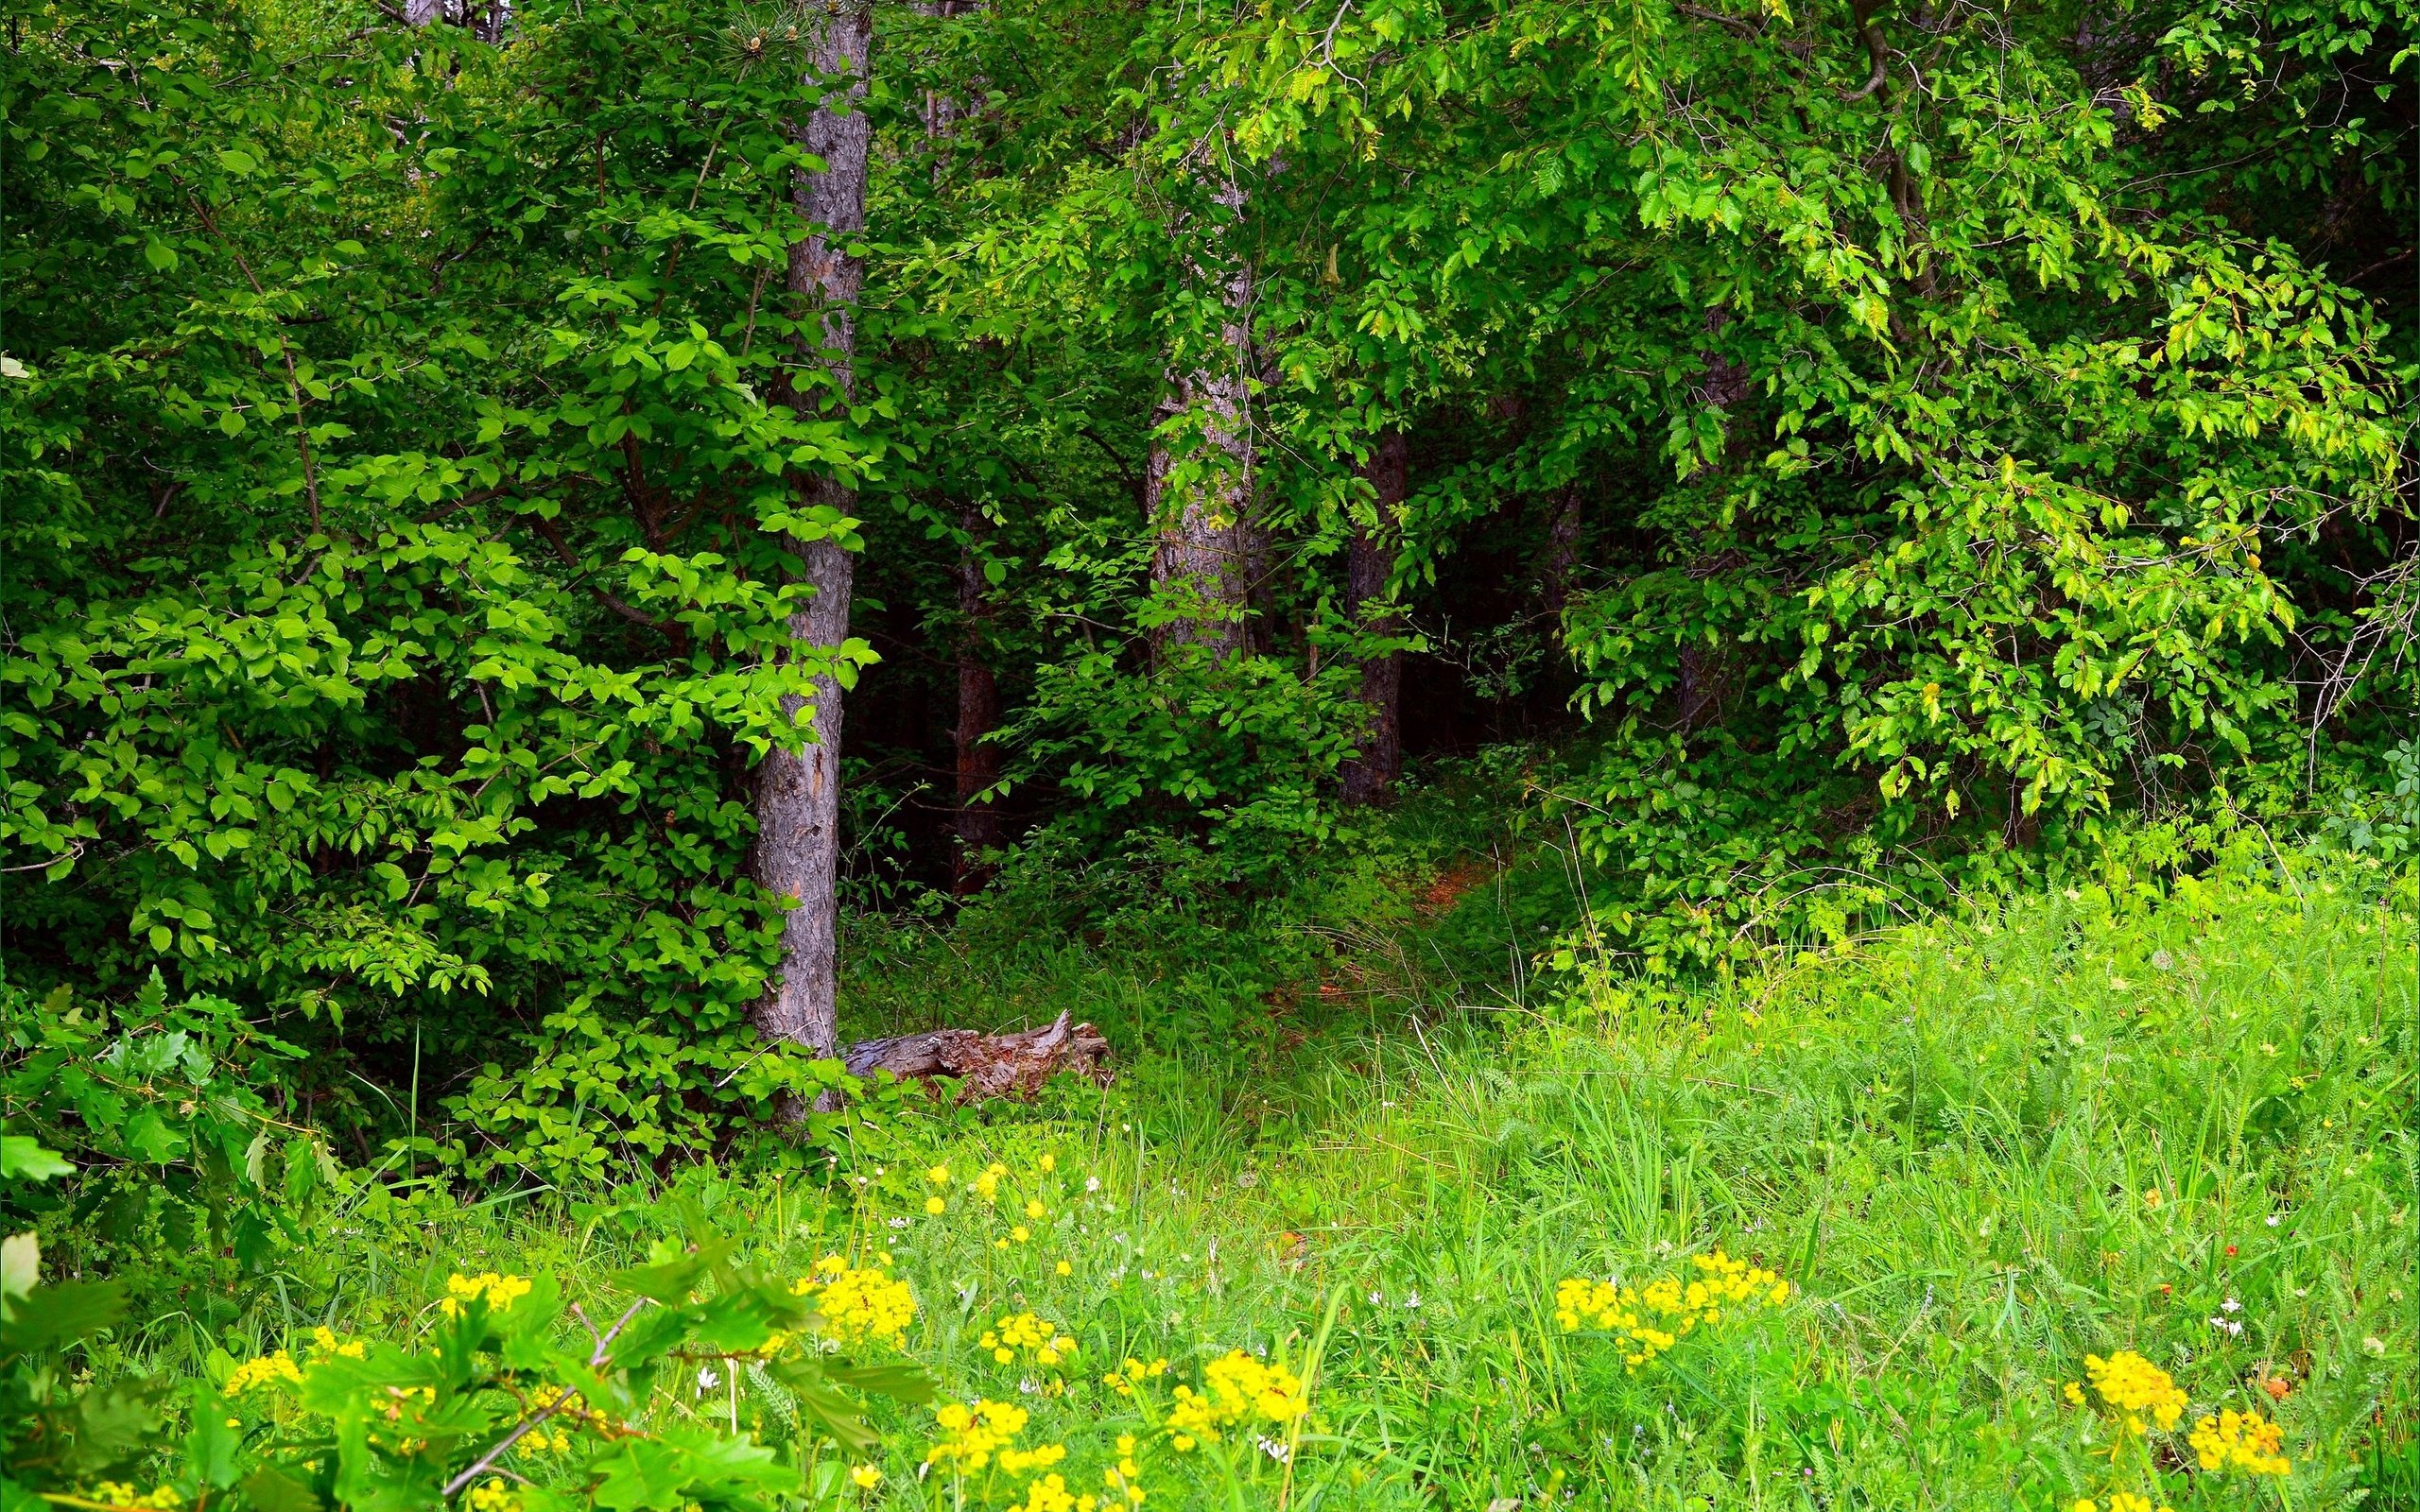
left=1841, top=0, right=1891, bottom=100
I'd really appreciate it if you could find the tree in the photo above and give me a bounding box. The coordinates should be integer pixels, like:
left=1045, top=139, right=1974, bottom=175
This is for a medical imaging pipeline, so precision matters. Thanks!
left=1340, top=430, right=1409, bottom=806
left=1146, top=133, right=1257, bottom=661
left=753, top=0, right=878, bottom=1059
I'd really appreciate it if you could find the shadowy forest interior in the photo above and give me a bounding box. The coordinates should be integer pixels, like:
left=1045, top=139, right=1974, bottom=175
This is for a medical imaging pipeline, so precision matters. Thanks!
left=4, top=0, right=2418, bottom=1507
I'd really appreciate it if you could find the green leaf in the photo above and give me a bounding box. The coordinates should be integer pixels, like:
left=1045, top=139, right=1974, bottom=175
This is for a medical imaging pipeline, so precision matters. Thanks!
left=241, top=1467, right=325, bottom=1512
left=185, top=1380, right=246, bottom=1488
left=0, top=1134, right=74, bottom=1183
left=822, top=1358, right=936, bottom=1404
left=610, top=1237, right=739, bottom=1303
left=144, top=237, right=180, bottom=271
left=0, top=1279, right=129, bottom=1353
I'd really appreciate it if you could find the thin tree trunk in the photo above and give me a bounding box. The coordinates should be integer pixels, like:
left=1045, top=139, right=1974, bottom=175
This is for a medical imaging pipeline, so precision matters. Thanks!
left=1148, top=169, right=1254, bottom=660
left=753, top=0, right=873, bottom=1059
left=1341, top=430, right=1408, bottom=806
left=1541, top=482, right=1582, bottom=623
left=953, top=507, right=1004, bottom=896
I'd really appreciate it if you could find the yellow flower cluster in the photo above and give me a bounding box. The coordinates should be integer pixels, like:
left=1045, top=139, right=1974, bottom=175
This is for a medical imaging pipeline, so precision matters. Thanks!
left=2081, top=1351, right=2188, bottom=1435
left=1552, top=1250, right=1790, bottom=1370
left=518, top=1424, right=578, bottom=1454
left=927, top=1400, right=1031, bottom=1471
left=2188, top=1409, right=2290, bottom=1476
left=1104, top=1356, right=1169, bottom=1396
left=999, top=1443, right=1068, bottom=1476
left=86, top=1483, right=184, bottom=1509
left=308, top=1326, right=366, bottom=1360
left=1165, top=1350, right=1307, bottom=1451
left=1015, top=1472, right=1079, bottom=1512
left=223, top=1350, right=302, bottom=1396
left=2071, top=1495, right=2171, bottom=1512
left=1102, top=1435, right=1147, bottom=1508
left=467, top=1479, right=521, bottom=1512
left=794, top=1254, right=917, bottom=1349
left=1010, top=1463, right=1125, bottom=1512
left=440, top=1272, right=533, bottom=1319
left=972, top=1162, right=1010, bottom=1204
left=981, top=1312, right=1074, bottom=1368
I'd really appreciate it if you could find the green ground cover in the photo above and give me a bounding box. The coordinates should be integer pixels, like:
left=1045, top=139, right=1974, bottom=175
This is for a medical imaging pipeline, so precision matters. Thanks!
left=32, top=848, right=2411, bottom=1512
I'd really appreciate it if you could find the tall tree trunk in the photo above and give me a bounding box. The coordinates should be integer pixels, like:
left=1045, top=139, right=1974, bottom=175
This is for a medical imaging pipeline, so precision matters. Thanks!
left=1148, top=172, right=1254, bottom=660
left=753, top=1, right=873, bottom=1058
left=1341, top=429, right=1409, bottom=806
left=953, top=507, right=1004, bottom=896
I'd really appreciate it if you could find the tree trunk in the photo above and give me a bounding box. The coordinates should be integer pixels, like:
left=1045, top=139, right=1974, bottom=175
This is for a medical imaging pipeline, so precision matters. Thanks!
left=1148, top=172, right=1254, bottom=660
left=753, top=0, right=873, bottom=1059
left=1541, top=482, right=1582, bottom=623
left=953, top=507, right=1004, bottom=896
left=1341, top=430, right=1408, bottom=807
left=844, top=1011, right=1111, bottom=1101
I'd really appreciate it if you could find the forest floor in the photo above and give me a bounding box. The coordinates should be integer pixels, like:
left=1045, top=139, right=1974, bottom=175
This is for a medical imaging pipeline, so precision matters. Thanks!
left=130, top=810, right=2417, bottom=1511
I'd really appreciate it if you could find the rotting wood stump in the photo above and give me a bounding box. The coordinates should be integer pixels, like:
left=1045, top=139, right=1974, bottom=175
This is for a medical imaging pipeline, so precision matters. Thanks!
left=842, top=1010, right=1111, bottom=1102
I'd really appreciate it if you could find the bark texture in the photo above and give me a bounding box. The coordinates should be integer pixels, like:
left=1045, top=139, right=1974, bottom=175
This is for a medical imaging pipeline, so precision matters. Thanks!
left=753, top=2, right=873, bottom=1058
left=1148, top=170, right=1255, bottom=660
left=1341, top=429, right=1409, bottom=807
left=843, top=1011, right=1112, bottom=1101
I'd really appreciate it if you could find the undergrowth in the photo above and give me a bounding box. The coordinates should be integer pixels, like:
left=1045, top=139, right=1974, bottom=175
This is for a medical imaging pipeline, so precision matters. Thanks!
left=28, top=833, right=2416, bottom=1511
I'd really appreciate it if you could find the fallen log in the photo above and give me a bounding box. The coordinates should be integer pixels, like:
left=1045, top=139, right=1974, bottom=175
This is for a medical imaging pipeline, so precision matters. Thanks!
left=842, top=1010, right=1111, bottom=1101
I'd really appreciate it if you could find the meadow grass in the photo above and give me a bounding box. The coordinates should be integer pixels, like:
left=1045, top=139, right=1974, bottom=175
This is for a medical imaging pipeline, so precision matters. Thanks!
left=135, top=859, right=2416, bottom=1511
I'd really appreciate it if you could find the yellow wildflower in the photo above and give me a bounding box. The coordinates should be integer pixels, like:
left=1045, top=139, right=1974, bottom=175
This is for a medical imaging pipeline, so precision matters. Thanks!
left=973, top=1163, right=1008, bottom=1203
left=2082, top=1351, right=2188, bottom=1435
left=926, top=1195, right=947, bottom=1215
left=999, top=1443, right=1068, bottom=1475
left=2188, top=1408, right=2290, bottom=1476
left=440, top=1273, right=533, bottom=1319
left=796, top=1256, right=917, bottom=1349
left=308, top=1327, right=366, bottom=1360
left=1553, top=1250, right=1790, bottom=1371
left=1012, top=1226, right=1032, bottom=1244
left=222, top=1350, right=302, bottom=1396
left=927, top=1400, right=1030, bottom=1471
left=1016, top=1472, right=1079, bottom=1512
left=926, top=1164, right=952, bottom=1185
left=849, top=1465, right=881, bottom=1489
left=2107, top=1494, right=2170, bottom=1512
left=1039, top=1153, right=1057, bottom=1172
left=467, top=1479, right=520, bottom=1512
left=86, top=1484, right=182, bottom=1510
left=1025, top=1199, right=1048, bottom=1220
left=1057, top=1261, right=1073, bottom=1277
left=1104, top=1358, right=1167, bottom=1396
left=980, top=1313, right=1074, bottom=1369
left=1165, top=1349, right=1307, bottom=1448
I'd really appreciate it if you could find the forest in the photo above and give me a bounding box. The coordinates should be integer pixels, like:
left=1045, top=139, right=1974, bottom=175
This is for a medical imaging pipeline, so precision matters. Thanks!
left=4, top=0, right=2417, bottom=1505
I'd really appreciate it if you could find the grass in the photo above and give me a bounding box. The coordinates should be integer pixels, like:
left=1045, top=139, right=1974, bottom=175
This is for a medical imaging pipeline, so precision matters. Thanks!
left=86, top=843, right=2420, bottom=1511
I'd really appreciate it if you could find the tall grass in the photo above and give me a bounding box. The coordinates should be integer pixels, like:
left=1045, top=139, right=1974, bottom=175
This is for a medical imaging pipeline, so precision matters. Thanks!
left=100, top=863, right=2417, bottom=1510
